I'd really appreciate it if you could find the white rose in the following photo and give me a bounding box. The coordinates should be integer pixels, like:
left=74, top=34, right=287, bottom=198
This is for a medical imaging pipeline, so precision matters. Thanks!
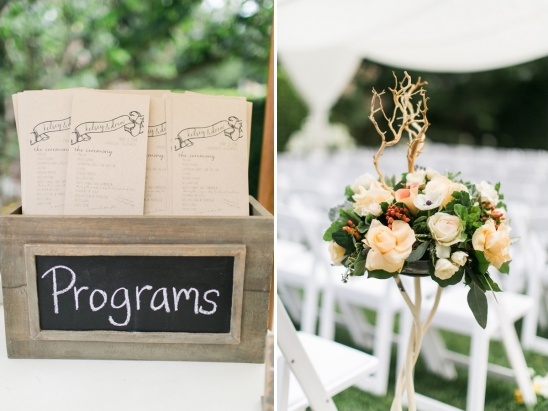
left=427, top=212, right=465, bottom=246
left=425, top=168, right=441, bottom=179
left=406, top=170, right=426, bottom=186
left=424, top=175, right=468, bottom=206
left=351, top=173, right=375, bottom=193
left=451, top=251, right=468, bottom=266
left=352, top=180, right=394, bottom=217
left=434, top=258, right=459, bottom=280
left=328, top=242, right=346, bottom=265
left=414, top=192, right=443, bottom=211
left=476, top=181, right=499, bottom=205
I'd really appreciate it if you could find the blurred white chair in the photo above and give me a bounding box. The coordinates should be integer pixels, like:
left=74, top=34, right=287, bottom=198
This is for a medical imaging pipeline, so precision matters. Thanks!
left=404, top=281, right=537, bottom=411
left=521, top=231, right=548, bottom=355
left=277, top=296, right=379, bottom=411
left=330, top=276, right=403, bottom=396
left=277, top=207, right=326, bottom=334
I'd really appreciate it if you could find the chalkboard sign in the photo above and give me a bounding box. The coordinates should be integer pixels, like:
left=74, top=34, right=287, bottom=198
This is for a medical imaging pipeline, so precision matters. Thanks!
left=25, top=244, right=246, bottom=345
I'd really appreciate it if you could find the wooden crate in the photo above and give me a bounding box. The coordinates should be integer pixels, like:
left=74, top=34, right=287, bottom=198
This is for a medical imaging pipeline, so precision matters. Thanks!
left=0, top=197, right=273, bottom=363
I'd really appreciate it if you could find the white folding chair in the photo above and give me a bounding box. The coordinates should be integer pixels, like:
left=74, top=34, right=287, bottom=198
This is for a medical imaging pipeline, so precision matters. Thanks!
left=276, top=296, right=379, bottom=411
left=521, top=231, right=548, bottom=355
left=277, top=207, right=326, bottom=334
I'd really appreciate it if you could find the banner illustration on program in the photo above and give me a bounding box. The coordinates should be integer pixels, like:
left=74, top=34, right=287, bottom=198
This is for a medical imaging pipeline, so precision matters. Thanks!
left=174, top=116, right=243, bottom=151
left=71, top=111, right=145, bottom=145
left=30, top=117, right=71, bottom=146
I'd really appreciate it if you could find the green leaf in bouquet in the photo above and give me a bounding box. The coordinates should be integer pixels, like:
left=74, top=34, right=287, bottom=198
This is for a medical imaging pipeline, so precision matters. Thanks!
left=473, top=251, right=490, bottom=275
left=483, top=274, right=502, bottom=292
left=353, top=253, right=367, bottom=276
left=332, top=230, right=355, bottom=253
left=465, top=264, right=486, bottom=292
left=453, top=190, right=471, bottom=207
left=453, top=203, right=468, bottom=221
left=498, top=262, right=510, bottom=274
left=345, top=185, right=355, bottom=201
left=357, top=220, right=369, bottom=234
left=340, top=208, right=361, bottom=225
left=467, top=283, right=488, bottom=329
left=323, top=220, right=345, bottom=241
left=431, top=266, right=464, bottom=287
left=367, top=269, right=396, bottom=280
left=406, top=241, right=429, bottom=262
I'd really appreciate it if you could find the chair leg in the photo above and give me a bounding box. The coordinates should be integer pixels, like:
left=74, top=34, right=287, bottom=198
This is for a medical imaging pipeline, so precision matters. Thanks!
left=496, top=305, right=537, bottom=406
left=300, top=283, right=319, bottom=334
left=277, top=355, right=290, bottom=411
left=354, top=305, right=395, bottom=396
left=318, top=285, right=336, bottom=340
left=466, top=330, right=489, bottom=411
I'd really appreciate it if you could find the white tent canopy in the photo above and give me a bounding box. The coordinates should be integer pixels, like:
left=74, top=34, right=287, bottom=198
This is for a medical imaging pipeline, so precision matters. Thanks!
left=277, top=0, right=548, bottom=150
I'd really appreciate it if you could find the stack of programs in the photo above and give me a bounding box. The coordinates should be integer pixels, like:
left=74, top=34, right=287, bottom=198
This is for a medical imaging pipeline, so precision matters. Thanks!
left=12, top=89, right=251, bottom=216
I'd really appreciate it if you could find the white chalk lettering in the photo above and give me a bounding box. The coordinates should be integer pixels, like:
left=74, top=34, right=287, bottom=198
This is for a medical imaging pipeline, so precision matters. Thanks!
left=172, top=287, right=199, bottom=314
left=40, top=265, right=224, bottom=327
left=150, top=287, right=170, bottom=313
left=41, top=265, right=76, bottom=314
left=199, top=289, right=219, bottom=315
left=109, top=287, right=131, bottom=326
left=136, top=285, right=153, bottom=310
left=73, top=285, right=89, bottom=310
left=89, top=289, right=107, bottom=311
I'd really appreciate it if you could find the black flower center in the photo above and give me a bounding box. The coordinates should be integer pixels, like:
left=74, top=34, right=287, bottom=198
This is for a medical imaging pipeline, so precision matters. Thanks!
left=426, top=200, right=432, bottom=206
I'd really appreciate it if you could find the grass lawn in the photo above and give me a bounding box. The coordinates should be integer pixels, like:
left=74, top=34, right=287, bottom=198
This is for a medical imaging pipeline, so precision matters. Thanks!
left=326, top=316, right=548, bottom=411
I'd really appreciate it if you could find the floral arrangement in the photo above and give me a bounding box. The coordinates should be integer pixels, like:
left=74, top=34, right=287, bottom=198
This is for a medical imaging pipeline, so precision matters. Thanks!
left=323, top=73, right=513, bottom=329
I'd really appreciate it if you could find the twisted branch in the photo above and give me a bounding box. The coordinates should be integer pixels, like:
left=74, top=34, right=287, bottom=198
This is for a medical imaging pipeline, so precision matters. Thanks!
left=369, top=72, right=430, bottom=190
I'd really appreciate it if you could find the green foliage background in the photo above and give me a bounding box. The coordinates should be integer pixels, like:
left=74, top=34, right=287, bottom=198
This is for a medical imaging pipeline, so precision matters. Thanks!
left=0, top=0, right=273, bottom=204
left=278, top=57, right=548, bottom=151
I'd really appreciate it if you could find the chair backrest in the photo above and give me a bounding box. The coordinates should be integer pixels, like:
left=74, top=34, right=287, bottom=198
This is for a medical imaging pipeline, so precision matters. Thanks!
left=277, top=296, right=338, bottom=411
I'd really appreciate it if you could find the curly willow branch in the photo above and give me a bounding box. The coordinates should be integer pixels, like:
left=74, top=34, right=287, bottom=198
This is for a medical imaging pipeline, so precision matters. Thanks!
left=369, top=72, right=430, bottom=189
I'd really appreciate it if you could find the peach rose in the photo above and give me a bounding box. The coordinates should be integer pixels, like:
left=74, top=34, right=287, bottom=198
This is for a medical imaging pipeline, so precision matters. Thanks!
left=472, top=220, right=512, bottom=269
left=328, top=241, right=346, bottom=265
left=353, top=180, right=394, bottom=217
left=363, top=220, right=416, bottom=273
left=395, top=184, right=419, bottom=214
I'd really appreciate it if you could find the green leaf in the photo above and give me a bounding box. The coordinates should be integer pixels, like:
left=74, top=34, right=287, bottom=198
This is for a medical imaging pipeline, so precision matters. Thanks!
left=473, top=251, right=490, bottom=275
left=498, top=262, right=510, bottom=274
left=353, top=254, right=366, bottom=276
left=344, top=185, right=355, bottom=201
left=367, top=269, right=396, bottom=280
left=406, top=242, right=429, bottom=262
left=467, top=283, right=488, bottom=329
left=323, top=221, right=345, bottom=241
left=483, top=274, right=502, bottom=292
left=332, top=230, right=355, bottom=253
left=340, top=208, right=361, bottom=225
left=453, top=204, right=468, bottom=220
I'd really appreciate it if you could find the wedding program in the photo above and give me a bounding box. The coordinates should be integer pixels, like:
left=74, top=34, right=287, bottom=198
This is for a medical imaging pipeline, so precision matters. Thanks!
left=12, top=89, right=251, bottom=216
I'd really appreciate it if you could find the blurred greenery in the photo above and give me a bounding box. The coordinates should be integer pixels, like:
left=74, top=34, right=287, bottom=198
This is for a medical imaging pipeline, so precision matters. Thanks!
left=0, top=0, right=273, bottom=204
left=278, top=57, right=548, bottom=152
